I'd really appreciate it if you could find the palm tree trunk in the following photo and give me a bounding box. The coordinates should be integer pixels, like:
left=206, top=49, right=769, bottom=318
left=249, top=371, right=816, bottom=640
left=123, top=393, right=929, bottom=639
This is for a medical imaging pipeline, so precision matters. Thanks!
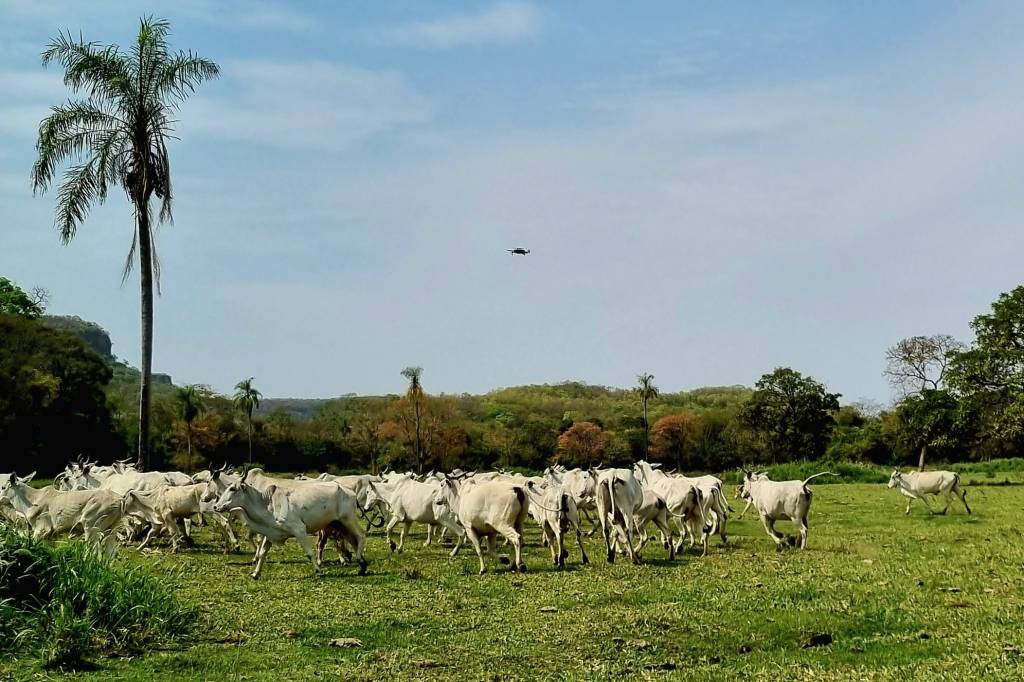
left=643, top=399, right=649, bottom=458
left=246, top=413, right=253, bottom=464
left=137, top=207, right=154, bottom=471
left=414, top=397, right=423, bottom=474
left=186, top=424, right=192, bottom=473
left=918, top=443, right=928, bottom=471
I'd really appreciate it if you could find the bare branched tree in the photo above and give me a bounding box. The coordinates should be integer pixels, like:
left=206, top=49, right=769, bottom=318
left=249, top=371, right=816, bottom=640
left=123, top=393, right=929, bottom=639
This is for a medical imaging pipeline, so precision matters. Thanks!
left=883, top=334, right=965, bottom=397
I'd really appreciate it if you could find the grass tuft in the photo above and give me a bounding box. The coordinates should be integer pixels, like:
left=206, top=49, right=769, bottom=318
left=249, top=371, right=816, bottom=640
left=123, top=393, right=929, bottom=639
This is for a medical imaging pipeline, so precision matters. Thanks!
left=0, top=527, right=196, bottom=669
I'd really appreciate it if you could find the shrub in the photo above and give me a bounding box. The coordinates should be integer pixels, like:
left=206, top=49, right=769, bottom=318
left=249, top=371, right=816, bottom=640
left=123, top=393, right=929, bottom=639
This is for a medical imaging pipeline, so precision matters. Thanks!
left=0, top=528, right=196, bottom=669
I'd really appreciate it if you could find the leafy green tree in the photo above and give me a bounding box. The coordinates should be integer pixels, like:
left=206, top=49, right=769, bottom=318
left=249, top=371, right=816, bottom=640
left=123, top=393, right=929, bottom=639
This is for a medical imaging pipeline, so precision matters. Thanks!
left=174, top=385, right=205, bottom=472
left=400, top=366, right=425, bottom=472
left=634, top=372, right=659, bottom=458
left=233, top=377, right=262, bottom=464
left=0, top=278, right=46, bottom=318
left=31, top=18, right=219, bottom=469
left=0, top=315, right=118, bottom=474
left=740, top=367, right=841, bottom=462
left=891, top=389, right=967, bottom=469
left=947, top=286, right=1024, bottom=455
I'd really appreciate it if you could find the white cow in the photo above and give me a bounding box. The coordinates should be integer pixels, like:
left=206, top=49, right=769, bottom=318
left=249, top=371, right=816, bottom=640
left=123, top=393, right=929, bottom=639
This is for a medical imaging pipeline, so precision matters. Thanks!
left=523, top=480, right=589, bottom=569
left=630, top=489, right=676, bottom=560
left=634, top=462, right=712, bottom=556
left=211, top=479, right=367, bottom=579
left=595, top=468, right=643, bottom=565
left=123, top=483, right=238, bottom=553
left=434, top=480, right=529, bottom=574
left=636, top=462, right=730, bottom=546
left=364, top=475, right=451, bottom=552
left=737, top=470, right=835, bottom=550
left=0, top=472, right=126, bottom=550
left=887, top=470, right=971, bottom=515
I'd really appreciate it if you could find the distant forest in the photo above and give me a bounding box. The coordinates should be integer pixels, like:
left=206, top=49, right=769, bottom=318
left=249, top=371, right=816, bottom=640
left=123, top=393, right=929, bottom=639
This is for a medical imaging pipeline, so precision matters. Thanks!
left=2, top=276, right=1023, bottom=477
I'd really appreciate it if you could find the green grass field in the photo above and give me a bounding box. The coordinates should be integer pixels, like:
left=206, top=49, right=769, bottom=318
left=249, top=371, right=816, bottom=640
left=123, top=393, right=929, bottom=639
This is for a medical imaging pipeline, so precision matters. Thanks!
left=6, top=483, right=1024, bottom=681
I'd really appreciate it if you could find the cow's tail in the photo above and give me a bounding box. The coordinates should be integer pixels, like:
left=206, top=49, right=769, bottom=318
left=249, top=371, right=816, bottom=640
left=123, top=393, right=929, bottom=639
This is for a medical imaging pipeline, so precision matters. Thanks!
left=802, top=471, right=838, bottom=494
left=512, top=486, right=529, bottom=531
left=606, top=477, right=619, bottom=523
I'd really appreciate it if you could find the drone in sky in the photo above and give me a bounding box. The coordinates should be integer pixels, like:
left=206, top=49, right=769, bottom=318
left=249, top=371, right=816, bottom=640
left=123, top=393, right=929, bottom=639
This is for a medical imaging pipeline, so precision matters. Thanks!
left=507, top=247, right=531, bottom=256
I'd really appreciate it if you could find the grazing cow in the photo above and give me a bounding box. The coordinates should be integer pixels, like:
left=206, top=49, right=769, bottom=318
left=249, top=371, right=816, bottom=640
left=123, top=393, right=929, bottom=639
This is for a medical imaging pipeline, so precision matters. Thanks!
left=363, top=475, right=452, bottom=552
left=435, top=480, right=529, bottom=574
left=523, top=480, right=589, bottom=568
left=123, top=483, right=239, bottom=552
left=737, top=470, right=835, bottom=550
left=887, top=470, right=971, bottom=515
left=595, top=468, right=643, bottom=564
left=0, top=472, right=126, bottom=550
left=211, top=479, right=367, bottom=579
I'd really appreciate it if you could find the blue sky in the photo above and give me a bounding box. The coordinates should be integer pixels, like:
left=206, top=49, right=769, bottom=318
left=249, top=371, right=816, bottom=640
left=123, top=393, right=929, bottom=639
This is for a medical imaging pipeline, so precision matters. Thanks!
left=2, top=1, right=1022, bottom=402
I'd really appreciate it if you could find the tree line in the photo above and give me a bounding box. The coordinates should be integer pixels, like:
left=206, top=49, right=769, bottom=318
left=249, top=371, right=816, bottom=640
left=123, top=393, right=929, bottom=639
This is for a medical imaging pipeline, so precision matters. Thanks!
left=3, top=277, right=1024, bottom=477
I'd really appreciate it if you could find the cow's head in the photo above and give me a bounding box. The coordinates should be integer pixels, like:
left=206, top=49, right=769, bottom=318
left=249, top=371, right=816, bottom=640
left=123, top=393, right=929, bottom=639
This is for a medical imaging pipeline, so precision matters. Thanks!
left=212, top=480, right=252, bottom=514
left=887, top=470, right=902, bottom=489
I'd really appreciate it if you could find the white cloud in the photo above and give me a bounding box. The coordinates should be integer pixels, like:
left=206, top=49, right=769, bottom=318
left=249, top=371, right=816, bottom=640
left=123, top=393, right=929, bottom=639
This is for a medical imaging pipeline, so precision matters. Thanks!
left=378, top=2, right=541, bottom=49
left=182, top=60, right=432, bottom=151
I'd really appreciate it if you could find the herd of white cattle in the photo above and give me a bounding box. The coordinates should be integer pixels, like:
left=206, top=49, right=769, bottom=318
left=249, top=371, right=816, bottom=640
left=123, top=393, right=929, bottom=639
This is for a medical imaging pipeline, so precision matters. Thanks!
left=0, top=461, right=971, bottom=579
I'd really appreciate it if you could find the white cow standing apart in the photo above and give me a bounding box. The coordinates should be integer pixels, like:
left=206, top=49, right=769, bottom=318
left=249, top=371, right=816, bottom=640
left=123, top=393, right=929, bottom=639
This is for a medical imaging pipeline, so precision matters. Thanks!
left=887, top=470, right=971, bottom=515
left=737, top=470, right=835, bottom=551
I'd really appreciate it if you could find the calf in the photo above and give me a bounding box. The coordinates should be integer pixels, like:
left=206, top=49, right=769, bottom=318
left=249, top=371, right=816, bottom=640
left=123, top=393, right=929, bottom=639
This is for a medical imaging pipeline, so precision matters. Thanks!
left=211, top=479, right=367, bottom=579
left=887, top=470, right=971, bottom=515
left=737, top=470, right=834, bottom=550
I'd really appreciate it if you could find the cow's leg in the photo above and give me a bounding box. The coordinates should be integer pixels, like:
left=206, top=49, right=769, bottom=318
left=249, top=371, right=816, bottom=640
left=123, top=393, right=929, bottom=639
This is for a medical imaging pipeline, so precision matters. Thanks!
left=543, top=524, right=558, bottom=565
left=138, top=524, right=159, bottom=551
left=651, top=514, right=675, bottom=560
left=424, top=523, right=433, bottom=547
left=251, top=537, right=272, bottom=580
left=575, top=524, right=589, bottom=564
left=337, top=516, right=368, bottom=575
left=798, top=515, right=809, bottom=549
left=385, top=514, right=400, bottom=551
left=316, top=530, right=328, bottom=564
left=335, top=534, right=352, bottom=564
left=397, top=520, right=412, bottom=553
left=495, top=524, right=525, bottom=572
left=760, top=515, right=785, bottom=550
left=919, top=494, right=935, bottom=514
left=957, top=486, right=972, bottom=515
left=293, top=531, right=321, bottom=577
left=465, top=526, right=486, bottom=574
left=210, top=512, right=239, bottom=553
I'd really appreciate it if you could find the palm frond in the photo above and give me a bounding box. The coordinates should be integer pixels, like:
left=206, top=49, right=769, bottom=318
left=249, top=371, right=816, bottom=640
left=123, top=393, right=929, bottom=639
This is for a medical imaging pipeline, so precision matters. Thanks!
left=54, top=160, right=100, bottom=244
left=42, top=31, right=133, bottom=102
left=157, top=52, right=220, bottom=102
left=32, top=100, right=121, bottom=193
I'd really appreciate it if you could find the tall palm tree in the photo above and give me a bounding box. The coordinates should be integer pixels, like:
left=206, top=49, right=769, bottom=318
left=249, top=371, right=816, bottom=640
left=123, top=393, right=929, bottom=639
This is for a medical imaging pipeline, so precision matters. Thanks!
left=31, top=18, right=219, bottom=470
left=233, top=377, right=262, bottom=464
left=401, top=366, right=425, bottom=473
left=634, top=372, right=659, bottom=459
left=174, top=385, right=205, bottom=473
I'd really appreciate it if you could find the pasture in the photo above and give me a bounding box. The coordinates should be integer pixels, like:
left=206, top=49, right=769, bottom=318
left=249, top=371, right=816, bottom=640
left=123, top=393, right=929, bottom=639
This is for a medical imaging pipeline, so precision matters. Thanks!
left=6, top=481, right=1023, bottom=681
